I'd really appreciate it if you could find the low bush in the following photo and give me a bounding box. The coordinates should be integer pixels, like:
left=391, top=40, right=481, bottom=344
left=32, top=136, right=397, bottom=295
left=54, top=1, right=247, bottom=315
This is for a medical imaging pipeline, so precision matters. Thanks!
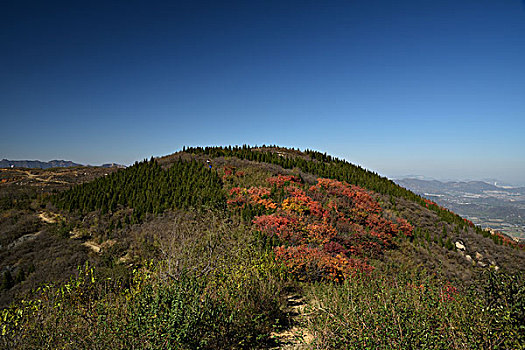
left=303, top=266, right=524, bottom=349
left=1, top=212, right=289, bottom=349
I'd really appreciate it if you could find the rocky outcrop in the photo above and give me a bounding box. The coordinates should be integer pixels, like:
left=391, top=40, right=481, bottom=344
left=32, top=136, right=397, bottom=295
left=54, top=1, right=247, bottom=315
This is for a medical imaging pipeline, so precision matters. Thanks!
left=455, top=241, right=466, bottom=251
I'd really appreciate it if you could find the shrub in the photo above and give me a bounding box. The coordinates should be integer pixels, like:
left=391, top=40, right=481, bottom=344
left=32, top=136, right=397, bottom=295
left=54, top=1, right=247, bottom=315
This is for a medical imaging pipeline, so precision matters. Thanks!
left=247, top=177, right=413, bottom=282
left=1, top=212, right=289, bottom=349
left=303, top=267, right=525, bottom=349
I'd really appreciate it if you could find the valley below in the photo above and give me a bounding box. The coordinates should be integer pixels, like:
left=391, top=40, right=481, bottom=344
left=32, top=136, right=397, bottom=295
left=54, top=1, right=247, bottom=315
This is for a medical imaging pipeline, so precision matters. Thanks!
left=395, top=178, right=525, bottom=241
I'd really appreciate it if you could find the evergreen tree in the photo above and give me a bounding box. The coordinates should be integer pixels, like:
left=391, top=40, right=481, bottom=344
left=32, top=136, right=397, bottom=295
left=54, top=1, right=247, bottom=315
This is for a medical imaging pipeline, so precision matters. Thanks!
left=53, top=158, right=226, bottom=225
left=1, top=270, right=14, bottom=291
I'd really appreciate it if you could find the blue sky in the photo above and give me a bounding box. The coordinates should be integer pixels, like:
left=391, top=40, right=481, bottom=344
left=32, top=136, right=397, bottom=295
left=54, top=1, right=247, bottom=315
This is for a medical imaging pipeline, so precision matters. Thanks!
left=1, top=0, right=524, bottom=184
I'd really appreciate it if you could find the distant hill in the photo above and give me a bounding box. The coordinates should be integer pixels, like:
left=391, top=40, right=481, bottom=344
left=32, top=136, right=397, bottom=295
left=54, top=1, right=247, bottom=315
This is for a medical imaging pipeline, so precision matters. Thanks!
left=100, top=163, right=126, bottom=168
left=0, top=159, right=125, bottom=169
left=394, top=178, right=511, bottom=194
left=0, top=159, right=82, bottom=169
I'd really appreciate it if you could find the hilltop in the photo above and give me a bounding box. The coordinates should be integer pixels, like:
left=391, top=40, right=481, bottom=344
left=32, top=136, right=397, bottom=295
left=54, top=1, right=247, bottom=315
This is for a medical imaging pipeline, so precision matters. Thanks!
left=1, top=146, right=524, bottom=349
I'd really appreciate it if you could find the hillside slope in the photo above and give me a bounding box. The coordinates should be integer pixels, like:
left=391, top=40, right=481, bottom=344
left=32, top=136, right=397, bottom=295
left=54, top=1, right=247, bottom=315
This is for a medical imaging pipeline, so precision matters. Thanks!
left=1, top=146, right=524, bottom=349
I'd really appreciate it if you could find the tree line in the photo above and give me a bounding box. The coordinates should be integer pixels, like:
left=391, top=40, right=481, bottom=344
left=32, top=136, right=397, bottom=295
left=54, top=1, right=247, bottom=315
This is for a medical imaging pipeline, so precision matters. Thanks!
left=52, top=158, right=226, bottom=223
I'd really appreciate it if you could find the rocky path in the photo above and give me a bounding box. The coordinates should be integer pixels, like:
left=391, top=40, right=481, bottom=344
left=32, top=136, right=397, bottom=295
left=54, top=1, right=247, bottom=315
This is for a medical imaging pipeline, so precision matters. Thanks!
left=271, top=294, right=314, bottom=349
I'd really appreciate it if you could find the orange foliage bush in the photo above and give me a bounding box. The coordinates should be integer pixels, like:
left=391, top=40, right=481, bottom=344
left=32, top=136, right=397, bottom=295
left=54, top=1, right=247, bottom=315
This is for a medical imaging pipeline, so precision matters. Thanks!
left=230, top=175, right=414, bottom=282
left=266, top=174, right=302, bottom=188
left=274, top=245, right=372, bottom=282
left=227, top=186, right=277, bottom=211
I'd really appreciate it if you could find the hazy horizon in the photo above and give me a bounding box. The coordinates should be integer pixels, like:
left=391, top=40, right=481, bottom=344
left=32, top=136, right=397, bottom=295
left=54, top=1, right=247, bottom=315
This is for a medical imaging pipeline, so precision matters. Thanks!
left=2, top=1, right=524, bottom=186
left=2, top=147, right=524, bottom=187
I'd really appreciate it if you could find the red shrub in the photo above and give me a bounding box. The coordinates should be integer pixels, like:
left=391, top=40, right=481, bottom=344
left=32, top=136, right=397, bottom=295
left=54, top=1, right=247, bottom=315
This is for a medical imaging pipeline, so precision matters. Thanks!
left=274, top=245, right=372, bottom=282
left=253, top=214, right=303, bottom=244
left=238, top=174, right=414, bottom=281
left=267, top=174, right=302, bottom=188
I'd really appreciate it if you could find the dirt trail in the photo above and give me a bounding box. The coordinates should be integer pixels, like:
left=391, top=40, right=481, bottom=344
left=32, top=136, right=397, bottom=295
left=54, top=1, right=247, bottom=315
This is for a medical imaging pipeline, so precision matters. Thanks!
left=3, top=211, right=56, bottom=249
left=271, top=294, right=314, bottom=349
left=14, top=169, right=69, bottom=184
left=37, top=211, right=102, bottom=253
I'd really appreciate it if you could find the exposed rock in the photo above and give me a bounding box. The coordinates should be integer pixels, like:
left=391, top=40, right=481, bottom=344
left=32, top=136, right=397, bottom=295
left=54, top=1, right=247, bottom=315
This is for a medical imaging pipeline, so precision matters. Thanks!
left=119, top=252, right=132, bottom=264
left=465, top=255, right=473, bottom=262
left=7, top=231, right=43, bottom=249
left=478, top=261, right=487, bottom=267
left=38, top=212, right=58, bottom=224
left=455, top=241, right=466, bottom=251
left=475, top=252, right=483, bottom=260
left=83, top=241, right=101, bottom=253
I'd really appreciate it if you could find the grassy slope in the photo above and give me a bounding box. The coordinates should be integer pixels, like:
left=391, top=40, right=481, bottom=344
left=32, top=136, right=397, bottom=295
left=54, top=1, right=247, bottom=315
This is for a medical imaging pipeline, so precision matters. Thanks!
left=0, top=166, right=120, bottom=307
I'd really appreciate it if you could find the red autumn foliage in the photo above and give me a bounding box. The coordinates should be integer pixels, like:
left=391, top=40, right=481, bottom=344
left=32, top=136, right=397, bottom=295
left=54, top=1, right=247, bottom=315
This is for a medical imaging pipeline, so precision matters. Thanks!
left=230, top=175, right=414, bottom=282
left=463, top=218, right=475, bottom=228
left=440, top=283, right=458, bottom=302
left=227, top=187, right=246, bottom=207
left=311, top=178, right=382, bottom=214
left=491, top=231, right=520, bottom=249
left=323, top=241, right=348, bottom=256
left=281, top=185, right=327, bottom=218
left=274, top=245, right=372, bottom=282
left=423, top=198, right=455, bottom=216
left=423, top=198, right=438, bottom=209
left=253, top=215, right=303, bottom=243
left=222, top=166, right=246, bottom=182
left=306, top=220, right=337, bottom=245
left=396, top=217, right=413, bottom=237
left=227, top=186, right=278, bottom=211
left=267, top=174, right=302, bottom=188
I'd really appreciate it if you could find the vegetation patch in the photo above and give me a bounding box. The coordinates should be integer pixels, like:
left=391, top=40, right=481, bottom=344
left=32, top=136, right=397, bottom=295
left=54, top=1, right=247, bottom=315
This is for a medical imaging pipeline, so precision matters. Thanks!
left=228, top=174, right=412, bottom=282
left=304, top=267, right=524, bottom=349
left=1, top=146, right=524, bottom=348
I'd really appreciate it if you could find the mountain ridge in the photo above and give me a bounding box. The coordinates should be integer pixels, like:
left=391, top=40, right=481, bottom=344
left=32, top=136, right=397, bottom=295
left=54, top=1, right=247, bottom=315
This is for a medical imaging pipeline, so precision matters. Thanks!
left=0, top=159, right=124, bottom=169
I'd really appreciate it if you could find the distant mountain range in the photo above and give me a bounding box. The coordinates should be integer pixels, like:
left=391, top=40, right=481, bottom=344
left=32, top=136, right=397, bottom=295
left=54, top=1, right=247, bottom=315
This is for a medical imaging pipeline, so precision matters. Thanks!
left=395, top=175, right=522, bottom=189
left=0, top=159, right=124, bottom=169
left=394, top=178, right=525, bottom=195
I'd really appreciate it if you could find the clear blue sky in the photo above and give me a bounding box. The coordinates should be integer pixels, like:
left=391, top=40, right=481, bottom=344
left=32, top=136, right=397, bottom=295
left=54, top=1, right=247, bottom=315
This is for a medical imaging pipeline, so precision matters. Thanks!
left=1, top=0, right=524, bottom=184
